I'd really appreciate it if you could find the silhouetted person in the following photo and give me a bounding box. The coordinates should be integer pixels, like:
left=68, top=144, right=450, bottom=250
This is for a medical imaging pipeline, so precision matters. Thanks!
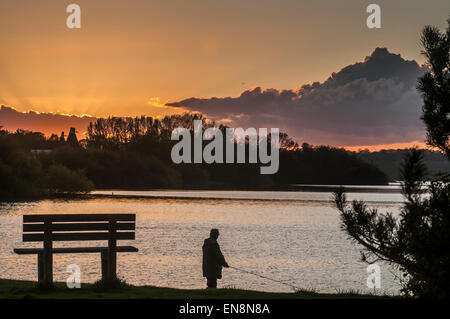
left=202, top=228, right=229, bottom=288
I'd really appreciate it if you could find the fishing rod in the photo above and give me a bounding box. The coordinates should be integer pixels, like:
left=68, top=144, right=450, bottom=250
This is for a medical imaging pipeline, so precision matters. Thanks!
left=229, top=266, right=301, bottom=291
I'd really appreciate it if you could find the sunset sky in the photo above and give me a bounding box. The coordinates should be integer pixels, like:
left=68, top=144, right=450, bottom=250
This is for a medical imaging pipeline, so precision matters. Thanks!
left=0, top=0, right=449, bottom=149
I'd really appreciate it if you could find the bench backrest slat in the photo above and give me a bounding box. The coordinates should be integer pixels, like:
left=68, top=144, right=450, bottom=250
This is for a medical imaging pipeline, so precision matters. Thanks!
left=23, top=214, right=135, bottom=223
left=21, top=214, right=136, bottom=242
left=23, top=232, right=135, bottom=242
left=23, top=222, right=135, bottom=232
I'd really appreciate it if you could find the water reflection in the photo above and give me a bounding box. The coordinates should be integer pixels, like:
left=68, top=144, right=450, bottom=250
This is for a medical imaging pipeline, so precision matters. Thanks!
left=0, top=190, right=403, bottom=294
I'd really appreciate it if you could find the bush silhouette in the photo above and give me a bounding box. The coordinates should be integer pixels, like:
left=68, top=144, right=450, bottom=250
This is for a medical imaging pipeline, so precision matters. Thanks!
left=45, top=164, right=94, bottom=194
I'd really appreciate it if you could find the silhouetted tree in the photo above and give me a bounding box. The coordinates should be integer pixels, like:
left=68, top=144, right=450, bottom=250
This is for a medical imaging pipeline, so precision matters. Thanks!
left=417, top=18, right=450, bottom=157
left=335, top=150, right=449, bottom=297
left=334, top=19, right=450, bottom=298
left=0, top=130, right=95, bottom=200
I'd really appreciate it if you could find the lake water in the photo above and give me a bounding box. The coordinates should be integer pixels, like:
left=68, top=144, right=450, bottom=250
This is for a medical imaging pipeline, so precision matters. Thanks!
left=0, top=188, right=404, bottom=295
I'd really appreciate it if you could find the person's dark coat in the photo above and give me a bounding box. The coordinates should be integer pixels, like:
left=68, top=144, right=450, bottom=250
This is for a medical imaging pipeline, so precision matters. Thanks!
left=202, top=237, right=227, bottom=279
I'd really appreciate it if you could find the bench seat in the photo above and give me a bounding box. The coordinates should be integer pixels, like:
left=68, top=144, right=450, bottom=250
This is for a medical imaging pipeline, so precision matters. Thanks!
left=14, top=246, right=138, bottom=254
left=14, top=245, right=138, bottom=282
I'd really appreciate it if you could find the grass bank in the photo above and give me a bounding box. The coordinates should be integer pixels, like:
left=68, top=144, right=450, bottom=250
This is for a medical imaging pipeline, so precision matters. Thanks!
left=0, top=278, right=395, bottom=299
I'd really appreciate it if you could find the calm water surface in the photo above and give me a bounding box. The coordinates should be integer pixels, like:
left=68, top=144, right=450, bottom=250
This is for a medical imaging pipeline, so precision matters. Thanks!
left=0, top=188, right=404, bottom=294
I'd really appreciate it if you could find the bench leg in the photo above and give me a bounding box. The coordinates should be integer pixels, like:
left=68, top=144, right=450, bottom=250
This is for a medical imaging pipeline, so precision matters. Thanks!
left=108, top=222, right=118, bottom=281
left=43, top=249, right=53, bottom=286
left=43, top=222, right=53, bottom=286
left=37, top=252, right=45, bottom=283
left=107, top=249, right=117, bottom=281
left=101, top=251, right=109, bottom=281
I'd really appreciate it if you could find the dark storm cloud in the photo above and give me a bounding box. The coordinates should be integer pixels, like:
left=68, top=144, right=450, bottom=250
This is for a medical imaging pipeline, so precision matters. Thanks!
left=167, top=48, right=428, bottom=146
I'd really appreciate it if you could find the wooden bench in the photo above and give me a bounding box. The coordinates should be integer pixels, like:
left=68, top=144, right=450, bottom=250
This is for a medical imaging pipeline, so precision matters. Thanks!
left=13, top=214, right=138, bottom=286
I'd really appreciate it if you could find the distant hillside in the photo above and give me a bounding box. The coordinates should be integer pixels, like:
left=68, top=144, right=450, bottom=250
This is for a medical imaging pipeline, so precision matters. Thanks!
left=355, top=149, right=449, bottom=181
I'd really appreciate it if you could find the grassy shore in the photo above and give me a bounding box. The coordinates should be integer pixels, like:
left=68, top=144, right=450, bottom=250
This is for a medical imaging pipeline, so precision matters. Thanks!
left=0, top=278, right=395, bottom=299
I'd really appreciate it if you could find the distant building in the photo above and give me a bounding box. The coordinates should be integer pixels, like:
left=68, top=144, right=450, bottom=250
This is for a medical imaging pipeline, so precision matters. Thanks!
left=60, top=131, right=65, bottom=143
left=67, top=127, right=80, bottom=147
left=31, top=149, right=52, bottom=154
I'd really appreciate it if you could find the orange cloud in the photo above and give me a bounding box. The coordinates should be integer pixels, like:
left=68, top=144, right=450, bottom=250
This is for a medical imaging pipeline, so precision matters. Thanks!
left=343, top=141, right=429, bottom=152
left=0, top=105, right=96, bottom=137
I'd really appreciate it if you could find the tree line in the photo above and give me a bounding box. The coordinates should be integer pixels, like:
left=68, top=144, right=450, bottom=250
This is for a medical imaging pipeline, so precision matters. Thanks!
left=0, top=113, right=389, bottom=200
